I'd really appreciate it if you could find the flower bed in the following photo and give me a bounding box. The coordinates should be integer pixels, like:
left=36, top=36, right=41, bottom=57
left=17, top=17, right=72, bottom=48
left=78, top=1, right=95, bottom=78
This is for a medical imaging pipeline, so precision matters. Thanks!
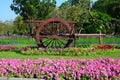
left=93, top=45, right=114, bottom=50
left=88, top=45, right=115, bottom=53
left=20, top=45, right=115, bottom=55
left=0, top=58, right=119, bottom=80
left=20, top=46, right=82, bottom=55
left=0, top=46, right=17, bottom=51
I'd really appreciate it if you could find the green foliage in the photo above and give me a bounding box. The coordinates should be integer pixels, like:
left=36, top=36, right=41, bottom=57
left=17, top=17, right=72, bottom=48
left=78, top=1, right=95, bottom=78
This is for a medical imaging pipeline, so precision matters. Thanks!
left=66, top=6, right=83, bottom=22
left=113, top=20, right=120, bottom=36
left=92, top=0, right=120, bottom=35
left=68, top=0, right=79, bottom=6
left=57, top=1, right=70, bottom=19
left=13, top=16, right=29, bottom=35
left=0, top=45, right=119, bottom=59
left=10, top=0, right=119, bottom=35
left=37, top=0, right=56, bottom=20
left=10, top=0, right=56, bottom=35
left=59, top=1, right=70, bottom=9
left=10, top=0, right=56, bottom=20
left=93, top=0, right=120, bottom=18
left=0, top=20, right=14, bottom=35
left=58, top=0, right=112, bottom=34
left=68, top=0, right=91, bottom=8
left=51, top=1, right=83, bottom=21
left=10, top=0, right=39, bottom=20
left=0, top=22, right=5, bottom=35
left=54, top=1, right=84, bottom=22
left=78, top=11, right=112, bottom=33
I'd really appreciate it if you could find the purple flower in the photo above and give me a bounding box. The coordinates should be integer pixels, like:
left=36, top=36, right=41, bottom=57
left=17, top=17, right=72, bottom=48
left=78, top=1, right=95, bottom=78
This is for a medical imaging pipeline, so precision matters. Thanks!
left=0, top=58, right=119, bottom=79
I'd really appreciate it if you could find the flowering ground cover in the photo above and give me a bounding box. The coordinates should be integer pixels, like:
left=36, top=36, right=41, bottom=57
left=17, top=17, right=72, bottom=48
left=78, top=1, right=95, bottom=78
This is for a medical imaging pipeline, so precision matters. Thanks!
left=0, top=46, right=17, bottom=51
left=0, top=58, right=119, bottom=80
left=20, top=45, right=116, bottom=56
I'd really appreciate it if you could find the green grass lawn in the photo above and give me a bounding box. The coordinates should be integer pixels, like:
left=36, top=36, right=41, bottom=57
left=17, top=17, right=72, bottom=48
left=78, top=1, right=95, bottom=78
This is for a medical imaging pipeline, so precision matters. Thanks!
left=0, top=38, right=37, bottom=48
left=0, top=37, right=120, bottom=59
left=75, top=37, right=120, bottom=47
left=0, top=49, right=119, bottom=59
left=0, top=37, right=120, bottom=48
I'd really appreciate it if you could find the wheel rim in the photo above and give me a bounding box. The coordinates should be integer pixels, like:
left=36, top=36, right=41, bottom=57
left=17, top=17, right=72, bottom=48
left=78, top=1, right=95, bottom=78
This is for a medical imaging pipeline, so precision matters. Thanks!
left=36, top=18, right=73, bottom=48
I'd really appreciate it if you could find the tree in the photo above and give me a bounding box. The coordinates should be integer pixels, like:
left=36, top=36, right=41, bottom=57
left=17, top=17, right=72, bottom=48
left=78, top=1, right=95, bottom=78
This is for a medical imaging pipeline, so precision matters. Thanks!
left=58, top=0, right=87, bottom=22
left=80, top=11, right=112, bottom=33
left=0, top=20, right=14, bottom=35
left=68, top=0, right=92, bottom=10
left=13, top=16, right=28, bottom=35
left=37, top=0, right=56, bottom=20
left=66, top=6, right=83, bottom=22
left=51, top=1, right=83, bottom=22
left=10, top=0, right=56, bottom=20
left=93, top=0, right=120, bottom=19
left=67, top=0, right=114, bottom=34
left=93, top=0, right=120, bottom=35
left=68, top=0, right=79, bottom=6
left=0, top=22, right=5, bottom=35
left=58, top=1, right=70, bottom=20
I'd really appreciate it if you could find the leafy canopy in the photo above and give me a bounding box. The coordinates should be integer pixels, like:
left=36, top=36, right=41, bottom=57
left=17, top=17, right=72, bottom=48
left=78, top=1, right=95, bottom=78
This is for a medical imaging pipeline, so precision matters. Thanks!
left=93, top=0, right=120, bottom=18
left=10, top=0, right=56, bottom=20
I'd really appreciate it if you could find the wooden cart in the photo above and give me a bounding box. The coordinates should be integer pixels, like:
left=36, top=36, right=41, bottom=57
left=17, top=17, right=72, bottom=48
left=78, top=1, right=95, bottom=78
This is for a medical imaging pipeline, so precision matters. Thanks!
left=25, top=18, right=105, bottom=48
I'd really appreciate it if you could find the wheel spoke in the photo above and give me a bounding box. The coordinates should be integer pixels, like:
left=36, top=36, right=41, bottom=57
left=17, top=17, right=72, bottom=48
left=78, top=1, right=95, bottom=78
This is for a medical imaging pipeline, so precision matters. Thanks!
left=57, top=39, right=65, bottom=48
left=42, top=38, right=52, bottom=47
left=45, top=39, right=53, bottom=48
left=55, top=40, right=62, bottom=48
left=42, top=38, right=51, bottom=43
left=59, top=39, right=66, bottom=45
left=54, top=40, right=57, bottom=48
left=49, top=39, right=55, bottom=48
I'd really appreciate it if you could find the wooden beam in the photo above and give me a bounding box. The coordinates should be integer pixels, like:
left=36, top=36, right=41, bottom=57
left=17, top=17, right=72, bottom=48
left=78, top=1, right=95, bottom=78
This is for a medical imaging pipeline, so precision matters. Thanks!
left=74, top=34, right=106, bottom=37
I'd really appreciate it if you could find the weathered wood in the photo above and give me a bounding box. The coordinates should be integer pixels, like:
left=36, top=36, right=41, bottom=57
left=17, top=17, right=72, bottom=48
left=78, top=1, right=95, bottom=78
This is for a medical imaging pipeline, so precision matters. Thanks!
left=75, top=34, right=106, bottom=45
left=35, top=18, right=73, bottom=48
left=74, top=34, right=106, bottom=37
left=74, top=34, right=106, bottom=45
left=24, top=18, right=106, bottom=48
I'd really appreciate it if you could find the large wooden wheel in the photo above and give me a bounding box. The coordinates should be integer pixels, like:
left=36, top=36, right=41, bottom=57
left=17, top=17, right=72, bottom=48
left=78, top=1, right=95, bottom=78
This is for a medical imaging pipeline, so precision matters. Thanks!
left=35, top=18, right=73, bottom=48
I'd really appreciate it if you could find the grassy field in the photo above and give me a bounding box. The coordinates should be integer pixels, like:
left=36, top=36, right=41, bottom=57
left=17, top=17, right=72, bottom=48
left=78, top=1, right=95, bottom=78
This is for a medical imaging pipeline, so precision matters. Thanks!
left=0, top=37, right=120, bottom=59
left=0, top=49, right=120, bottom=59
left=0, top=37, right=120, bottom=47
left=75, top=37, right=120, bottom=47
left=0, top=37, right=119, bottom=80
left=0, top=38, right=36, bottom=48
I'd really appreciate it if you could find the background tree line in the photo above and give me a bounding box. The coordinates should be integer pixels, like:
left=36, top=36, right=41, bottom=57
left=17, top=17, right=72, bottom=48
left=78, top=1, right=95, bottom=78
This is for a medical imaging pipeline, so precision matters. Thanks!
left=0, top=20, right=14, bottom=35
left=0, top=0, right=119, bottom=36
